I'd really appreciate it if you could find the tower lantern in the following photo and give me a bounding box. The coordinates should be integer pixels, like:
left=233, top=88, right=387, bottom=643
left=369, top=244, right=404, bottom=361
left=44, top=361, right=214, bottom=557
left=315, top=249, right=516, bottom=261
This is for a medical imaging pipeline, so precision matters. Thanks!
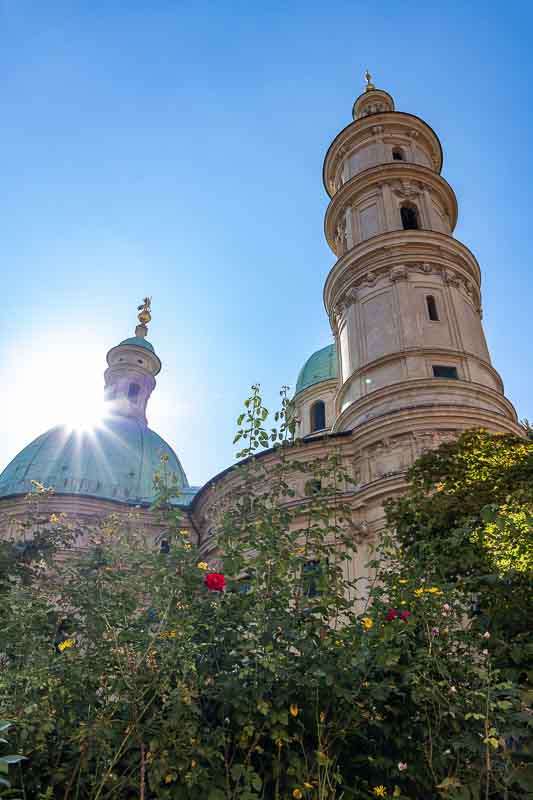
left=104, top=298, right=161, bottom=426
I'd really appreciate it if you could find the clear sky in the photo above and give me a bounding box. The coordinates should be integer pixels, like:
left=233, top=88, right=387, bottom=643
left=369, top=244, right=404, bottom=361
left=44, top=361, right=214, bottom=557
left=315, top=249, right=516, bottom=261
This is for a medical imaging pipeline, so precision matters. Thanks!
left=1, top=1, right=532, bottom=487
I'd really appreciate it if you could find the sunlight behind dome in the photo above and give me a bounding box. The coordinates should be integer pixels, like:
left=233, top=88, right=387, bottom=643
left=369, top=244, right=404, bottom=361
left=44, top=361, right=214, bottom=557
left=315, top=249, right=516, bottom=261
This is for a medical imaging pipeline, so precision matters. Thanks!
left=5, top=335, right=110, bottom=441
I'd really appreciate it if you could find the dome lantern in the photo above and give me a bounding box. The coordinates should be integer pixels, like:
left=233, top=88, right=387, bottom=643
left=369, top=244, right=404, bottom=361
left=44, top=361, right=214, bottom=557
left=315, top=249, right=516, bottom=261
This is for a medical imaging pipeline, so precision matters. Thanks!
left=104, top=298, right=162, bottom=427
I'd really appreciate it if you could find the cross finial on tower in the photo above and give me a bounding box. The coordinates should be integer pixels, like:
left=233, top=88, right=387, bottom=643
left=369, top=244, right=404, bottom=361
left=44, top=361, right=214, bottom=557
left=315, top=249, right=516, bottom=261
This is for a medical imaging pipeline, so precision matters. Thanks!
left=135, top=297, right=152, bottom=338
left=365, top=70, right=375, bottom=92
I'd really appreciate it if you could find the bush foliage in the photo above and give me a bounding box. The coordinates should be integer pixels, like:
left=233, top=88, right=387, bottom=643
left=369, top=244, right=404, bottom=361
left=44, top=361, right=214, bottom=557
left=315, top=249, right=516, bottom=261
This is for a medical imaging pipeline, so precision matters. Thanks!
left=0, top=389, right=531, bottom=799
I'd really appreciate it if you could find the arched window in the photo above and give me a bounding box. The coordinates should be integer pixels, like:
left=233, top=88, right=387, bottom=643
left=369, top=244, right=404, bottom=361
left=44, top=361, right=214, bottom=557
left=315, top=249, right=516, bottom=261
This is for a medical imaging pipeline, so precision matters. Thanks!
left=392, top=147, right=404, bottom=161
left=310, top=400, right=326, bottom=432
left=128, top=383, right=140, bottom=403
left=401, top=204, right=419, bottom=230
left=426, top=295, right=439, bottom=321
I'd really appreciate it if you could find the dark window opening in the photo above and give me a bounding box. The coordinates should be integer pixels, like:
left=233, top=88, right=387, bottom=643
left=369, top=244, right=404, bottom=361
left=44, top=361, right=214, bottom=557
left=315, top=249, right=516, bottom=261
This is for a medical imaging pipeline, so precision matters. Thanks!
left=432, top=365, right=459, bottom=380
left=305, top=478, right=322, bottom=496
left=160, top=539, right=170, bottom=554
left=303, top=560, right=326, bottom=598
left=392, top=147, right=404, bottom=161
left=426, top=295, right=439, bottom=321
left=128, top=383, right=140, bottom=402
left=310, top=400, right=326, bottom=432
left=401, top=205, right=419, bottom=230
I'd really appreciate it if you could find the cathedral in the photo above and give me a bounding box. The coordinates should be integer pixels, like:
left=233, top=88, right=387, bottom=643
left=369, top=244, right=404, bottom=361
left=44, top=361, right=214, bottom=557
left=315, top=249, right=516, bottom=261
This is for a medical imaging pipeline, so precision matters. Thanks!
left=0, top=75, right=523, bottom=570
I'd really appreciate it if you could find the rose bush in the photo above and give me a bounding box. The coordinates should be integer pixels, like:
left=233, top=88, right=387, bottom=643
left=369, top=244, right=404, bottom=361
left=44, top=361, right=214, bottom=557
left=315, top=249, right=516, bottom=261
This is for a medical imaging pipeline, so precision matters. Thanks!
left=0, top=390, right=531, bottom=798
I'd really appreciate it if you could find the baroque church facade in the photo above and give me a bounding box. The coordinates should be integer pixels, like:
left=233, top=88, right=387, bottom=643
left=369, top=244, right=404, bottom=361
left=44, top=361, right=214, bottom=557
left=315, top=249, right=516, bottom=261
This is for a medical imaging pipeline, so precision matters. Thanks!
left=0, top=76, right=523, bottom=574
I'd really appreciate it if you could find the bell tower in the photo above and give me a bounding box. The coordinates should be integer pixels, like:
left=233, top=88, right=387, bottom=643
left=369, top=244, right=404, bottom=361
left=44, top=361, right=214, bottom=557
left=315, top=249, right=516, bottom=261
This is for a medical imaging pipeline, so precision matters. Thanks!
left=321, top=73, right=521, bottom=448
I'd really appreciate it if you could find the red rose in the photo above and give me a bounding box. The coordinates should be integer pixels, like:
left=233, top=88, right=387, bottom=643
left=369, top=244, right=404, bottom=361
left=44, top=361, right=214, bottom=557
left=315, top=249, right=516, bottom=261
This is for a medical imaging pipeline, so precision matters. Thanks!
left=400, top=610, right=411, bottom=622
left=204, top=572, right=225, bottom=592
left=386, top=608, right=398, bottom=621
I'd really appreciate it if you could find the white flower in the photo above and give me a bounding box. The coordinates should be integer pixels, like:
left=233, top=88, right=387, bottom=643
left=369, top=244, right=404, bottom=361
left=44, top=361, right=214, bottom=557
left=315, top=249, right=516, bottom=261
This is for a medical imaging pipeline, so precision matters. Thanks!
left=482, top=649, right=489, bottom=656
left=450, top=686, right=457, bottom=693
left=398, top=762, right=407, bottom=771
left=483, top=631, right=490, bottom=639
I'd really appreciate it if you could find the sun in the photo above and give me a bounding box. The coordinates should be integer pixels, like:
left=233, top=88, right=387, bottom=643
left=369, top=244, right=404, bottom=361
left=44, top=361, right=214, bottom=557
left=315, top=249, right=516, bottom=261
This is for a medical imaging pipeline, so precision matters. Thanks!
left=7, top=336, right=111, bottom=436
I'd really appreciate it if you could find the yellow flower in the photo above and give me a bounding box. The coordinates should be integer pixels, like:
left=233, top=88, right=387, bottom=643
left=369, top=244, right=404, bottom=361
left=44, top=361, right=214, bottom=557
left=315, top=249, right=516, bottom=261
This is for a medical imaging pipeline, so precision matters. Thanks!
left=414, top=588, right=424, bottom=597
left=293, top=790, right=303, bottom=799
left=49, top=513, right=59, bottom=524
left=319, top=711, right=326, bottom=723
left=373, top=787, right=387, bottom=798
left=361, top=617, right=374, bottom=630
left=58, top=638, right=75, bottom=652
left=191, top=759, right=197, bottom=768
left=398, top=579, right=408, bottom=585
left=164, top=774, right=175, bottom=784
left=159, top=630, right=177, bottom=639
left=303, top=783, right=313, bottom=789
left=179, top=529, right=189, bottom=537
left=290, top=703, right=299, bottom=717
left=184, top=543, right=192, bottom=551
left=197, top=562, right=209, bottom=571
left=427, top=587, right=443, bottom=595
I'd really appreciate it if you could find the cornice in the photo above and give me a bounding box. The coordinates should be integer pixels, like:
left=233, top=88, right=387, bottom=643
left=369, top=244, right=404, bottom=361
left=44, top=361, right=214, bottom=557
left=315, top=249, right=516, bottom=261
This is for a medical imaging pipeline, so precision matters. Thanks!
left=324, top=163, right=458, bottom=252
left=323, top=230, right=482, bottom=320
left=293, top=377, right=338, bottom=403
left=323, top=111, right=444, bottom=197
left=332, top=378, right=518, bottom=432
left=334, top=348, right=504, bottom=411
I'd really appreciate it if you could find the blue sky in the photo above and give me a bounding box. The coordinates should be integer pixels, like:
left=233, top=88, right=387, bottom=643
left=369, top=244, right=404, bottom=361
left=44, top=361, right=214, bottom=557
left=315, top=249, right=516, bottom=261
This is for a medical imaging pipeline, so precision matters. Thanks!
left=1, top=1, right=532, bottom=487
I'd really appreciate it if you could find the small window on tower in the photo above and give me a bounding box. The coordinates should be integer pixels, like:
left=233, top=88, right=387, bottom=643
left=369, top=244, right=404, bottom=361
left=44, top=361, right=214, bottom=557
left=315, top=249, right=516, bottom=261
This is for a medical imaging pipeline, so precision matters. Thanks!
left=392, top=147, right=404, bottom=161
left=401, top=204, right=419, bottom=230
left=432, top=365, right=459, bottom=380
left=128, top=383, right=140, bottom=402
left=426, top=295, right=439, bottom=321
left=310, top=400, right=326, bottom=432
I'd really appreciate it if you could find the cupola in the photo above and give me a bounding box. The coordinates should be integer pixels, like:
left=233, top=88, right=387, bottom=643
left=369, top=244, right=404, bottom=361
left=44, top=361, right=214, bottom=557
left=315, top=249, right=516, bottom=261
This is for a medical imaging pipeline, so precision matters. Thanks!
left=104, top=298, right=161, bottom=426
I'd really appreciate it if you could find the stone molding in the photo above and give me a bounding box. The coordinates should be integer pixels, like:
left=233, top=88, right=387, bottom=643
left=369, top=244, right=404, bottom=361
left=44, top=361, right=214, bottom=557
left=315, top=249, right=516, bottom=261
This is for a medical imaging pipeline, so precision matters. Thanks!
left=329, top=259, right=481, bottom=330
left=323, top=111, right=443, bottom=196
left=324, top=163, right=458, bottom=253
left=333, top=346, right=504, bottom=398
left=333, top=378, right=519, bottom=433
left=323, top=230, right=482, bottom=319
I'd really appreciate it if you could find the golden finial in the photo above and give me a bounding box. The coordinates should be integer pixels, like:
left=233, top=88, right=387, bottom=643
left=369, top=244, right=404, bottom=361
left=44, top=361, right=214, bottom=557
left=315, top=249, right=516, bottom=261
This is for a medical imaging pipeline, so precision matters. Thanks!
left=135, top=297, right=152, bottom=337
left=365, top=69, right=375, bottom=92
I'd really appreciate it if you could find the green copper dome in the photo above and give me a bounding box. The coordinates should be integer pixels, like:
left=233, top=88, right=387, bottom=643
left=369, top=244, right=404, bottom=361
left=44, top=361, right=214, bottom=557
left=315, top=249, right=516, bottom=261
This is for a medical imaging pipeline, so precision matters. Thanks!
left=295, top=343, right=338, bottom=395
left=0, top=417, right=196, bottom=507
left=119, top=336, right=155, bottom=352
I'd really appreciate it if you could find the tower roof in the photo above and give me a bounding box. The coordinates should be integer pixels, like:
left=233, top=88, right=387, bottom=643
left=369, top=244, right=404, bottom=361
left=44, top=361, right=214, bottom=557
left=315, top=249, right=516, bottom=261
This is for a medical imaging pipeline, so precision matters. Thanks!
left=118, top=336, right=156, bottom=352
left=295, top=343, right=338, bottom=395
